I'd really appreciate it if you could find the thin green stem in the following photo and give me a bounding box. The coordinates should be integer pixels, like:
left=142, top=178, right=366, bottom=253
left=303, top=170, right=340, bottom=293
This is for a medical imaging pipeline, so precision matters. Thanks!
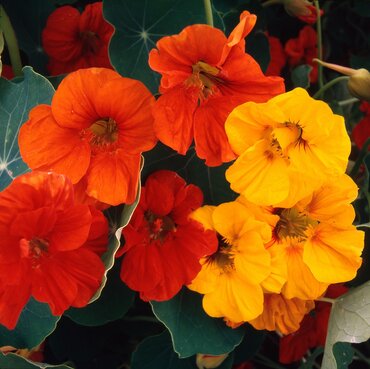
left=338, top=97, right=359, bottom=106
left=313, top=0, right=323, bottom=89
left=317, top=296, right=335, bottom=304
left=203, top=0, right=214, bottom=27
left=353, top=348, right=370, bottom=364
left=255, top=354, right=286, bottom=369
left=349, top=137, right=370, bottom=178
left=261, top=0, right=282, bottom=7
left=0, top=5, right=22, bottom=76
left=313, top=76, right=349, bottom=99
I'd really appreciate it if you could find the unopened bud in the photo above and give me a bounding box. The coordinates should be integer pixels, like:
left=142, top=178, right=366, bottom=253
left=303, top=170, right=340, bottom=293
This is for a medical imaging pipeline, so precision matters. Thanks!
left=314, top=59, right=370, bottom=102
left=196, top=353, right=228, bottom=369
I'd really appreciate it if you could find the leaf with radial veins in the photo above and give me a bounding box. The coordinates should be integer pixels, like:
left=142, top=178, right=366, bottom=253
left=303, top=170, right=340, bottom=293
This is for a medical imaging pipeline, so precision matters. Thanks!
left=0, top=66, right=55, bottom=191
left=104, top=0, right=222, bottom=93
left=321, top=281, right=370, bottom=369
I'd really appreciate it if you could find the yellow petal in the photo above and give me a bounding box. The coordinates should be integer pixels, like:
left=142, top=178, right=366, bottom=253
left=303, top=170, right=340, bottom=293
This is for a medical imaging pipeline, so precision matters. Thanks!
left=191, top=206, right=216, bottom=231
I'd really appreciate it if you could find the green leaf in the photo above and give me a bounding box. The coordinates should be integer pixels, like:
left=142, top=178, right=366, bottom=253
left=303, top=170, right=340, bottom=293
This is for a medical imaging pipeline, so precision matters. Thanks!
left=0, top=66, right=54, bottom=190
left=322, top=281, right=370, bottom=369
left=65, top=262, right=135, bottom=326
left=291, top=64, right=312, bottom=89
left=0, top=352, right=73, bottom=369
left=1, top=1, right=55, bottom=73
left=104, top=0, right=222, bottom=93
left=333, top=342, right=354, bottom=369
left=297, top=347, right=324, bottom=369
left=89, top=158, right=143, bottom=303
left=150, top=288, right=244, bottom=358
left=131, top=331, right=234, bottom=369
left=0, top=298, right=59, bottom=349
left=143, top=143, right=237, bottom=205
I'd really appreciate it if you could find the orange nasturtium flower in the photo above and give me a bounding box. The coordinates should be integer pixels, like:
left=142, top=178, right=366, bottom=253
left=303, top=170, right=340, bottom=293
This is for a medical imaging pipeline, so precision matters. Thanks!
left=19, top=68, right=157, bottom=206
left=42, top=2, right=114, bottom=75
left=0, top=171, right=108, bottom=329
left=248, top=294, right=314, bottom=335
left=188, top=201, right=272, bottom=323
left=238, top=174, right=364, bottom=300
left=118, top=170, right=218, bottom=301
left=225, top=87, right=351, bottom=207
left=148, top=11, right=285, bottom=167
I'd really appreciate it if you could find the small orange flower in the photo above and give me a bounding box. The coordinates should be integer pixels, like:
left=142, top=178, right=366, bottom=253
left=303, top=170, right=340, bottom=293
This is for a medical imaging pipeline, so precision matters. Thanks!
left=19, top=68, right=157, bottom=206
left=42, top=2, right=113, bottom=75
left=0, top=171, right=108, bottom=329
left=149, top=11, right=285, bottom=166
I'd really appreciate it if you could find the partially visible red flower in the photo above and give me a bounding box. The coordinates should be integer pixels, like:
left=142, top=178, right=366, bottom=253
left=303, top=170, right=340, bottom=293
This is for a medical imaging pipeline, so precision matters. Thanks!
left=279, top=284, right=348, bottom=364
left=1, top=64, right=14, bottom=79
left=0, top=171, right=108, bottom=329
left=352, top=102, right=370, bottom=149
left=118, top=170, right=218, bottom=301
left=285, top=26, right=318, bottom=83
left=42, top=2, right=113, bottom=75
left=19, top=68, right=157, bottom=206
left=283, top=0, right=323, bottom=24
left=265, top=36, right=286, bottom=76
left=149, top=11, right=285, bottom=167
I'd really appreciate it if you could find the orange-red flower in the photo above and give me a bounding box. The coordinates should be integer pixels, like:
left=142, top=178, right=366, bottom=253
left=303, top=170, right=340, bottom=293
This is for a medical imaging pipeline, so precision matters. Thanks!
left=265, top=36, right=286, bottom=77
left=283, top=0, right=323, bottom=24
left=285, top=26, right=318, bottom=83
left=0, top=171, right=108, bottom=329
left=148, top=11, right=285, bottom=166
left=1, top=64, right=14, bottom=80
left=352, top=102, right=370, bottom=149
left=118, top=170, right=218, bottom=301
left=19, top=68, right=156, bottom=206
left=279, top=284, right=348, bottom=363
left=42, top=2, right=113, bottom=75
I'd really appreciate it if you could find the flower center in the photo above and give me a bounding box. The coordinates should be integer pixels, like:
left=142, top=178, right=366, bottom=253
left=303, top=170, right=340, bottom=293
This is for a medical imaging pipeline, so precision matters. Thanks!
left=185, top=61, right=221, bottom=102
left=274, top=208, right=317, bottom=241
left=88, top=118, right=118, bottom=147
left=145, top=210, right=176, bottom=242
left=20, top=237, right=49, bottom=266
left=207, top=235, right=235, bottom=273
left=80, top=30, right=101, bottom=55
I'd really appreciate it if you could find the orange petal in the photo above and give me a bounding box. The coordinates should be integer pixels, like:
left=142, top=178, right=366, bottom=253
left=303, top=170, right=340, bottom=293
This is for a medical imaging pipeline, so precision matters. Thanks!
left=85, top=151, right=141, bottom=205
left=153, top=86, right=197, bottom=155
left=18, top=105, right=90, bottom=183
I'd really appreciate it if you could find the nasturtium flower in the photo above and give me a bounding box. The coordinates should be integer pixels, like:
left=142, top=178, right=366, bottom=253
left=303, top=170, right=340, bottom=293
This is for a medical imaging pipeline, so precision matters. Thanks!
left=19, top=68, right=156, bottom=206
left=225, top=88, right=351, bottom=207
left=238, top=174, right=363, bottom=300
left=118, top=170, right=218, bottom=301
left=189, top=201, right=272, bottom=323
left=265, top=36, right=286, bottom=77
left=352, top=102, right=370, bottom=149
left=148, top=11, right=285, bottom=167
left=285, top=26, right=318, bottom=83
left=283, top=0, right=323, bottom=24
left=0, top=171, right=108, bottom=329
left=279, top=284, right=348, bottom=364
left=248, top=293, right=314, bottom=335
left=42, top=2, right=113, bottom=75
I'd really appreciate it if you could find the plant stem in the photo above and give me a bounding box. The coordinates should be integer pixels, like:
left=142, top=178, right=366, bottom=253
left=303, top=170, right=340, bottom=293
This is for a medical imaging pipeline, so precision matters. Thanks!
left=313, top=76, right=349, bottom=99
left=317, top=296, right=336, bottom=304
left=338, top=97, right=359, bottom=106
left=0, top=5, right=22, bottom=76
left=313, top=0, right=323, bottom=89
left=255, top=354, right=286, bottom=369
left=349, top=137, right=370, bottom=178
left=261, top=0, right=282, bottom=7
left=203, top=0, right=214, bottom=27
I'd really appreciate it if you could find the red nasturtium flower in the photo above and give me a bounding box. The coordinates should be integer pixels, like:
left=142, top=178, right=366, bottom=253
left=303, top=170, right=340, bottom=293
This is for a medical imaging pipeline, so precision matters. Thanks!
left=285, top=26, right=318, bottom=83
left=19, top=68, right=157, bottom=206
left=42, top=2, right=113, bottom=75
left=148, top=11, right=285, bottom=167
left=279, top=284, right=348, bottom=363
left=118, top=170, right=218, bottom=301
left=265, top=36, right=287, bottom=76
left=1, top=65, right=15, bottom=80
left=0, top=171, right=108, bottom=329
left=283, top=0, right=323, bottom=24
left=352, top=102, right=370, bottom=149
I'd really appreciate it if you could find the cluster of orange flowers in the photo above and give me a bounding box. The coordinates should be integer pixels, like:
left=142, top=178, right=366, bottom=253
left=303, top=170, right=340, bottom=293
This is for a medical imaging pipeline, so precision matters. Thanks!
left=0, top=2, right=364, bottom=341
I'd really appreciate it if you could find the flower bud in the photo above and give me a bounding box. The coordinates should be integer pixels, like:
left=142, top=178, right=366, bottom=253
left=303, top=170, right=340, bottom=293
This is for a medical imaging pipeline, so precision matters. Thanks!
left=314, top=59, right=370, bottom=102
left=196, top=353, right=228, bottom=369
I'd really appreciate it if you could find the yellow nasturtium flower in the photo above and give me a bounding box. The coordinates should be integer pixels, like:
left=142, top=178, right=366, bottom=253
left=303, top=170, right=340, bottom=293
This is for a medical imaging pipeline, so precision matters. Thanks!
left=188, top=201, right=272, bottom=323
left=225, top=88, right=351, bottom=207
left=239, top=174, right=364, bottom=300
